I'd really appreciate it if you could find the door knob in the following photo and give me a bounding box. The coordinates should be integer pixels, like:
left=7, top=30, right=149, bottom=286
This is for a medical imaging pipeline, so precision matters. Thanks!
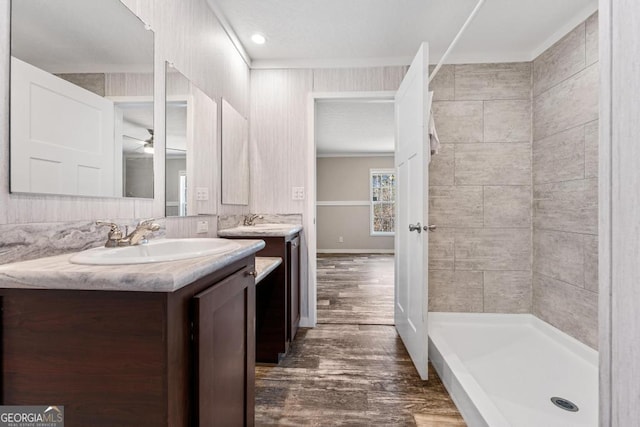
left=424, top=224, right=437, bottom=232
left=409, top=222, right=422, bottom=233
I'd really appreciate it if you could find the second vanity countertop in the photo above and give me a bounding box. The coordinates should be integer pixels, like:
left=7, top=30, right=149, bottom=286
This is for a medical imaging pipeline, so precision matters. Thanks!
left=0, top=239, right=265, bottom=293
left=218, top=223, right=302, bottom=238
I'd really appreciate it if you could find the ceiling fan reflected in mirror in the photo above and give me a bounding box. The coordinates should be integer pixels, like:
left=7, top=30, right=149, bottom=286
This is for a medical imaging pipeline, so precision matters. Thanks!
left=122, top=128, right=154, bottom=155
left=143, top=129, right=154, bottom=154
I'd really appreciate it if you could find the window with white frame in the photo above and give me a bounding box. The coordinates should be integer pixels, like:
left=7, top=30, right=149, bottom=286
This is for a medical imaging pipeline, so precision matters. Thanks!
left=370, top=169, right=396, bottom=236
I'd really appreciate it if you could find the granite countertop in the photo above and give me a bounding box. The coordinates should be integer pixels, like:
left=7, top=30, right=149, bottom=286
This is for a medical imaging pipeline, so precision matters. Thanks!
left=255, top=257, right=282, bottom=284
left=217, top=223, right=302, bottom=238
left=0, top=239, right=265, bottom=293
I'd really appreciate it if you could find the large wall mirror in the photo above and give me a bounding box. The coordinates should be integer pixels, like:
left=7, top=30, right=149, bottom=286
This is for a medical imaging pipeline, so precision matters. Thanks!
left=165, top=63, right=218, bottom=217
left=221, top=100, right=249, bottom=205
left=10, top=0, right=155, bottom=198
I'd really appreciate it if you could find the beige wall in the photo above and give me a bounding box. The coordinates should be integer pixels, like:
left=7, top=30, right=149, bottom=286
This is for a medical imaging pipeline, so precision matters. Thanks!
left=0, top=0, right=251, bottom=259
left=428, top=62, right=533, bottom=314
left=316, top=156, right=394, bottom=251
left=532, top=13, right=599, bottom=349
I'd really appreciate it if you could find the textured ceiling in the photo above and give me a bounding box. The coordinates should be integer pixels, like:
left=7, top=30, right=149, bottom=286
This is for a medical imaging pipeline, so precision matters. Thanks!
left=316, top=100, right=395, bottom=155
left=209, top=0, right=598, bottom=67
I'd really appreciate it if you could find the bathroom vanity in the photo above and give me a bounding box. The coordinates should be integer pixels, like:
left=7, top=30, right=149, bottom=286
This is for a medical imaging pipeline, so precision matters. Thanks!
left=0, top=239, right=264, bottom=427
left=218, top=224, right=302, bottom=363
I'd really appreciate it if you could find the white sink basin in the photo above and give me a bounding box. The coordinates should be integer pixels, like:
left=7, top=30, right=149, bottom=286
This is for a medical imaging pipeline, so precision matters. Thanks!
left=250, top=223, right=286, bottom=229
left=69, top=238, right=242, bottom=265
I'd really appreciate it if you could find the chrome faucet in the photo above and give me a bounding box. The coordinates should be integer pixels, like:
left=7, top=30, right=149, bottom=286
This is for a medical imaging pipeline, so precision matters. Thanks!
left=96, top=218, right=160, bottom=247
left=243, top=214, right=263, bottom=226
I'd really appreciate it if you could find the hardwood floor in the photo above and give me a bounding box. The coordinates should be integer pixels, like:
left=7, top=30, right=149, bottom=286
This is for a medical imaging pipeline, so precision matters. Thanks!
left=254, top=254, right=465, bottom=426
left=317, top=254, right=394, bottom=325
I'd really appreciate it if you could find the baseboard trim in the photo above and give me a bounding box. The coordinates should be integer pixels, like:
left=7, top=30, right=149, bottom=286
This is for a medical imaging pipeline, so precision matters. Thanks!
left=317, top=249, right=395, bottom=254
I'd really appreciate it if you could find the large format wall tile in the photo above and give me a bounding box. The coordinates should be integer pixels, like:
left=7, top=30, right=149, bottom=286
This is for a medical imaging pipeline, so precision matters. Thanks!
left=484, top=100, right=532, bottom=143
left=484, top=271, right=532, bottom=313
left=429, top=64, right=455, bottom=101
left=533, top=229, right=584, bottom=287
left=454, top=228, right=531, bottom=271
left=483, top=186, right=531, bottom=228
left=455, top=143, right=531, bottom=185
left=432, top=101, right=483, bottom=143
left=533, top=274, right=598, bottom=349
left=584, top=120, right=599, bottom=179
left=429, top=144, right=454, bottom=186
left=533, top=125, right=585, bottom=184
left=428, top=228, right=455, bottom=271
left=533, top=23, right=586, bottom=96
left=583, top=235, right=598, bottom=293
left=429, top=186, right=483, bottom=228
left=454, top=63, right=531, bottom=100
left=533, top=178, right=598, bottom=235
left=428, top=270, right=484, bottom=312
left=530, top=12, right=599, bottom=350
left=585, top=12, right=599, bottom=66
left=533, top=63, right=599, bottom=140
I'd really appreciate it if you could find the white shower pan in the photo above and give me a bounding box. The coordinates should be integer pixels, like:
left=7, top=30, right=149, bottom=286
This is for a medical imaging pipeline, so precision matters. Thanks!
left=429, top=312, right=598, bottom=427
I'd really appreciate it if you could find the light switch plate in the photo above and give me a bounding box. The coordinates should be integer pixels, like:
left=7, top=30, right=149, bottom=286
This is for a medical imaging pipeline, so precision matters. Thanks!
left=196, top=220, right=209, bottom=234
left=292, top=187, right=305, bottom=200
left=196, top=187, right=209, bottom=201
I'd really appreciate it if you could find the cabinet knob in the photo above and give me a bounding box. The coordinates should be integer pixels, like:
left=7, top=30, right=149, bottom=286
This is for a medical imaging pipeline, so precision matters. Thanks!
left=246, top=270, right=257, bottom=277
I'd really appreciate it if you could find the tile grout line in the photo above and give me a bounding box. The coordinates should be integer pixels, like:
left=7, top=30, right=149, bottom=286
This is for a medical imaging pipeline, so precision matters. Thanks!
left=533, top=120, right=598, bottom=145
left=533, top=271, right=598, bottom=295
left=530, top=62, right=535, bottom=314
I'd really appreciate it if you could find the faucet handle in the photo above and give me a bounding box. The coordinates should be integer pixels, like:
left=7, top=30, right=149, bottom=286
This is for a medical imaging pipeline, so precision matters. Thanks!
left=137, top=218, right=161, bottom=232
left=137, top=218, right=156, bottom=226
left=96, top=220, right=120, bottom=232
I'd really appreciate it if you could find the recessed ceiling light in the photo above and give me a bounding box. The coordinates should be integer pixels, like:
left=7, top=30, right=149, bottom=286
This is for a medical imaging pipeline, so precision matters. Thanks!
left=251, top=33, right=266, bottom=45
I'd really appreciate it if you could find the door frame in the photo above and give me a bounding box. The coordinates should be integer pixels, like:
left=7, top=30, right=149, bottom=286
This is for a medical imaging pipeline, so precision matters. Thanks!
left=302, top=91, right=397, bottom=327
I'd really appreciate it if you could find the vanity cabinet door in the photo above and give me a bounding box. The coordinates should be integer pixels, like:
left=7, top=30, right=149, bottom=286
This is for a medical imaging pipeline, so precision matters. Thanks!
left=193, top=267, right=256, bottom=427
left=288, top=235, right=300, bottom=341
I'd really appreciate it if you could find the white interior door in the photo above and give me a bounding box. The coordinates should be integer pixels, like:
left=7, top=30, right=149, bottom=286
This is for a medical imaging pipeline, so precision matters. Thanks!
left=394, top=43, right=431, bottom=380
left=10, top=57, right=115, bottom=196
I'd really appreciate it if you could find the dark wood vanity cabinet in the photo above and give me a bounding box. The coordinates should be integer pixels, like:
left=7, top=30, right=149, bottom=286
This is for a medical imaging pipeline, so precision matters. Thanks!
left=228, top=233, right=300, bottom=363
left=193, top=266, right=255, bottom=427
left=288, top=235, right=300, bottom=342
left=0, top=257, right=256, bottom=427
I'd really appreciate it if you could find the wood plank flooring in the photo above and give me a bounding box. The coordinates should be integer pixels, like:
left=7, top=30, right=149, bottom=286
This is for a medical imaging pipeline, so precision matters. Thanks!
left=317, top=254, right=394, bottom=325
left=254, top=254, right=465, bottom=426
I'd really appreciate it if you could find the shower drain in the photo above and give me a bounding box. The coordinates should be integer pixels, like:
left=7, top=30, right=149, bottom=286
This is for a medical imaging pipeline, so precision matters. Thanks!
left=551, top=397, right=579, bottom=412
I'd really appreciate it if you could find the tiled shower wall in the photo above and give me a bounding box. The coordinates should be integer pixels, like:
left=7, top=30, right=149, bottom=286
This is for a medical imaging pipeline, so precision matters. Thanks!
left=532, top=13, right=599, bottom=349
left=428, top=62, right=533, bottom=314
left=428, top=13, right=599, bottom=350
